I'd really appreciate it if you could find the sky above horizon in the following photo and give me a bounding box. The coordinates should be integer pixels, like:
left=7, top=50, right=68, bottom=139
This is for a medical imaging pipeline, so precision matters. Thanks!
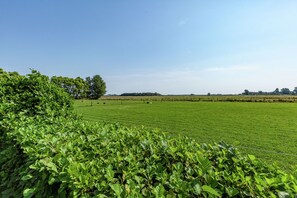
left=1, top=1, right=297, bottom=95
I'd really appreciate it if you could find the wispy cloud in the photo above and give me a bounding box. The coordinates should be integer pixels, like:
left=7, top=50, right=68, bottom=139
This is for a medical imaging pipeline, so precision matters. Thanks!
left=205, top=65, right=259, bottom=72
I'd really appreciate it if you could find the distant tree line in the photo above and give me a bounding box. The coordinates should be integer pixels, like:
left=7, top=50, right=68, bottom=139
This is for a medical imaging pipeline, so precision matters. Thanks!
left=242, top=87, right=297, bottom=95
left=120, top=92, right=162, bottom=96
left=51, top=75, right=106, bottom=99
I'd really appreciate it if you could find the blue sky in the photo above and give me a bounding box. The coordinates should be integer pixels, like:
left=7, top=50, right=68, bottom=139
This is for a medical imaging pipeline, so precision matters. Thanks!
left=1, top=1, right=297, bottom=94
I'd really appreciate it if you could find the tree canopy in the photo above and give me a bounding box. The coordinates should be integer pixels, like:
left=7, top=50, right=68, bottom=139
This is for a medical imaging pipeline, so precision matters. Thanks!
left=242, top=87, right=297, bottom=95
left=51, top=74, right=106, bottom=99
left=86, top=75, right=106, bottom=99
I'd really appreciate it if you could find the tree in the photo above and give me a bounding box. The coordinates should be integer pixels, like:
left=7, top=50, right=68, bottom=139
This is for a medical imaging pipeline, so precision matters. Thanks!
left=51, top=76, right=89, bottom=99
left=243, top=89, right=250, bottom=95
left=85, top=76, right=92, bottom=98
left=293, top=87, right=297, bottom=95
left=51, top=76, right=75, bottom=97
left=273, top=88, right=280, bottom=95
left=120, top=92, right=161, bottom=96
left=86, top=75, right=106, bottom=99
left=281, top=88, right=291, bottom=95
left=73, top=77, right=88, bottom=99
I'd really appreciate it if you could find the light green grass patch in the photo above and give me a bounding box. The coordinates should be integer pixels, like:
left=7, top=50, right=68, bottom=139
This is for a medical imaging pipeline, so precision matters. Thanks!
left=74, top=100, right=297, bottom=172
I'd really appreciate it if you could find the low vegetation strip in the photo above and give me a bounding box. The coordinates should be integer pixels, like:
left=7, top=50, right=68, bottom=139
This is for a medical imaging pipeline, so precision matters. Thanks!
left=1, top=69, right=297, bottom=197
left=102, top=95, right=297, bottom=103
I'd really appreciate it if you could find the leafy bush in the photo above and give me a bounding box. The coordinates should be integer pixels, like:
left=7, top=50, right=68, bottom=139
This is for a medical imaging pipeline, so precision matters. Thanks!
left=1, top=69, right=297, bottom=197
left=2, top=117, right=297, bottom=197
left=0, top=69, right=75, bottom=196
left=0, top=70, right=73, bottom=118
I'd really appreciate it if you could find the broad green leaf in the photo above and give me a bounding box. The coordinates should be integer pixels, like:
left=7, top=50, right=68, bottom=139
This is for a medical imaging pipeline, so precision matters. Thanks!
left=173, top=162, right=183, bottom=172
left=294, top=184, right=297, bottom=192
left=226, top=187, right=239, bottom=197
left=110, top=183, right=122, bottom=197
left=48, top=176, right=56, bottom=185
left=256, top=184, right=264, bottom=192
left=197, top=156, right=211, bottom=174
left=21, top=174, right=33, bottom=181
left=40, top=158, right=58, bottom=173
left=23, top=188, right=36, bottom=198
left=193, top=183, right=202, bottom=195
left=248, top=154, right=256, bottom=161
left=152, top=184, right=165, bottom=198
left=281, top=175, right=288, bottom=183
left=265, top=177, right=279, bottom=186
left=202, top=185, right=220, bottom=197
left=98, top=194, right=109, bottom=198
left=105, top=165, right=114, bottom=181
left=269, top=192, right=277, bottom=198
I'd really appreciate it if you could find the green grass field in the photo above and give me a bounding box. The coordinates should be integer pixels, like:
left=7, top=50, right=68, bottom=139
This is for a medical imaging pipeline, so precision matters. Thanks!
left=74, top=99, right=297, bottom=172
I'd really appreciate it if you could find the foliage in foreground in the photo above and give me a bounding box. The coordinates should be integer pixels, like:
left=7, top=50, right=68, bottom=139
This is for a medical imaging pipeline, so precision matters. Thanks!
left=1, top=69, right=297, bottom=197
left=2, top=118, right=297, bottom=197
left=0, top=69, right=73, bottom=118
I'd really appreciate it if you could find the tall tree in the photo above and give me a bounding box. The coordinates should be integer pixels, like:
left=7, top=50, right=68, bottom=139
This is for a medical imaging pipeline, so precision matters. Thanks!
left=86, top=75, right=106, bottom=99
left=85, top=76, right=92, bottom=98
left=293, top=87, right=297, bottom=95
left=273, top=88, right=280, bottom=95
left=243, top=89, right=250, bottom=95
left=281, top=88, right=291, bottom=95
left=51, top=76, right=88, bottom=99
left=73, top=77, right=88, bottom=99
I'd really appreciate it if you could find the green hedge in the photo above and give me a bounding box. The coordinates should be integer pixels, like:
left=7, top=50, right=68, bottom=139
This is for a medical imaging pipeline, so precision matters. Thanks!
left=2, top=117, right=297, bottom=197
left=1, top=69, right=297, bottom=197
left=0, top=70, right=73, bottom=118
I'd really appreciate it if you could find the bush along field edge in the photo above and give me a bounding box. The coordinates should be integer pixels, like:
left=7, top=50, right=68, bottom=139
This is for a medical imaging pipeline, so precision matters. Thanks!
left=1, top=69, right=297, bottom=197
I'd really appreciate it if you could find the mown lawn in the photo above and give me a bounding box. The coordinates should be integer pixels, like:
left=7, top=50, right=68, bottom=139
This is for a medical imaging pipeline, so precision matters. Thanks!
left=74, top=100, right=297, bottom=172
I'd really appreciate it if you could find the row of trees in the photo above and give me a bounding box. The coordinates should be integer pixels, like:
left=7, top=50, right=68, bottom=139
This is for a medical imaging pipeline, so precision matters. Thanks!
left=0, top=69, right=107, bottom=99
left=51, top=75, right=106, bottom=99
left=120, top=92, right=161, bottom=96
left=243, top=87, right=297, bottom=95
